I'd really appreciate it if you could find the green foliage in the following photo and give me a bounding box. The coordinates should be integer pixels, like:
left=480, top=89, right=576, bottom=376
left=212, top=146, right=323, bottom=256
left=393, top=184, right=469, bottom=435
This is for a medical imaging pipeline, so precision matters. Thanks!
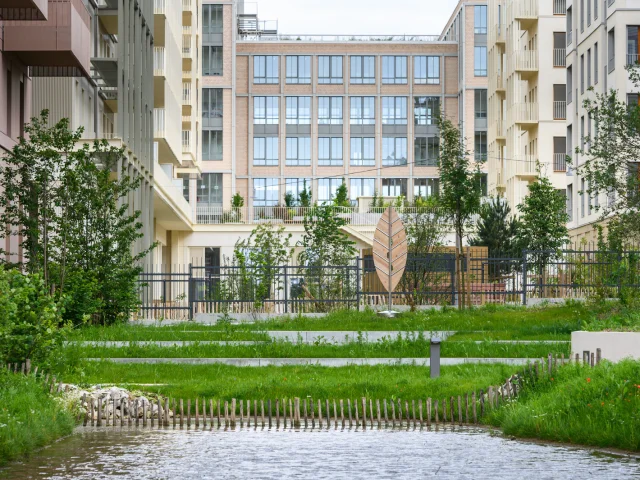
left=298, top=180, right=312, bottom=208
left=0, top=269, right=68, bottom=365
left=517, top=175, right=569, bottom=273
left=0, top=111, right=153, bottom=325
left=370, top=190, right=384, bottom=209
left=573, top=65, right=640, bottom=241
left=0, top=371, right=75, bottom=466
left=231, top=192, right=244, bottom=208
left=284, top=191, right=296, bottom=207
left=471, top=197, right=521, bottom=257
left=488, top=360, right=640, bottom=451
left=332, top=179, right=351, bottom=207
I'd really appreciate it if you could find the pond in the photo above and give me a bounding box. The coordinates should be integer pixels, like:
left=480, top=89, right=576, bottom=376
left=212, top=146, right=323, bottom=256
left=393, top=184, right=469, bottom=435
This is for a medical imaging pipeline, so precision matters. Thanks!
left=1, top=426, right=638, bottom=479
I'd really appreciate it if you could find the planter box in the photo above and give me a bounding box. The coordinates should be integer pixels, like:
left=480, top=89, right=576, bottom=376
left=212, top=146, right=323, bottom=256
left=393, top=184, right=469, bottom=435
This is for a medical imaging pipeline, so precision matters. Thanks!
left=571, top=331, right=640, bottom=362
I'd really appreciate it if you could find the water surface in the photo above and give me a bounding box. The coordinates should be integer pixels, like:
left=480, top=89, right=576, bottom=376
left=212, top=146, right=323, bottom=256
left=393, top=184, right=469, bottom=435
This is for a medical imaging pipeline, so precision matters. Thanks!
left=2, top=427, right=638, bottom=479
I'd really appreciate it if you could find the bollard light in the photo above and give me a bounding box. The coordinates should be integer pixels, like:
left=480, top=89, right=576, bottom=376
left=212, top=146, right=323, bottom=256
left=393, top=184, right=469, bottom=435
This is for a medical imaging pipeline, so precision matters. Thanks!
left=430, top=337, right=441, bottom=378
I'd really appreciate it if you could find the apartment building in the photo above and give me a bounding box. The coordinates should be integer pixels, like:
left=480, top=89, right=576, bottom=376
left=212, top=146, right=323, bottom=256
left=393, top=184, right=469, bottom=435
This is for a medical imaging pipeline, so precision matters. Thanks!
left=487, top=0, right=568, bottom=209
left=0, top=0, right=91, bottom=262
left=158, top=0, right=492, bottom=266
left=31, top=0, right=155, bottom=267
left=565, top=0, right=640, bottom=242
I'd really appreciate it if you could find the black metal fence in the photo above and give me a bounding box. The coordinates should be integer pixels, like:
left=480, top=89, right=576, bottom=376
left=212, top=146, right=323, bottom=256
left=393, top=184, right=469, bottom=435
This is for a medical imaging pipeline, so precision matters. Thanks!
left=136, top=249, right=640, bottom=320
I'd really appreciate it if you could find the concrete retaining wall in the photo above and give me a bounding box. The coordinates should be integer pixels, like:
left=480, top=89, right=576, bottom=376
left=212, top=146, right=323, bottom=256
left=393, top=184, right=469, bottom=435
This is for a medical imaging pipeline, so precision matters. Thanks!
left=571, top=331, right=640, bottom=362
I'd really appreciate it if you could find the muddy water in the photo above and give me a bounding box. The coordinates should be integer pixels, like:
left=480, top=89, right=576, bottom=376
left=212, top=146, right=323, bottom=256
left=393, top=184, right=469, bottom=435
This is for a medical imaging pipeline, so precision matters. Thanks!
left=1, top=427, right=638, bottom=479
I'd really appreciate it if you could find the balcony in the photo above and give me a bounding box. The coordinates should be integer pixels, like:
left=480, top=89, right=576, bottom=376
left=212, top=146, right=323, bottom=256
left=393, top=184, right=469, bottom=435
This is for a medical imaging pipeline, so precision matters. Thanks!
left=182, top=69, right=192, bottom=80
left=512, top=0, right=538, bottom=26
left=183, top=25, right=192, bottom=35
left=154, top=0, right=165, bottom=14
left=182, top=35, right=193, bottom=59
left=554, top=48, right=566, bottom=67
left=496, top=73, right=505, bottom=92
left=553, top=0, right=566, bottom=15
left=182, top=114, right=192, bottom=124
left=554, top=153, right=567, bottom=172
left=510, top=103, right=538, bottom=126
left=154, top=46, right=166, bottom=77
left=494, top=24, right=505, bottom=44
left=515, top=155, right=538, bottom=178
left=154, top=164, right=192, bottom=230
left=182, top=131, right=191, bottom=154
left=553, top=101, right=567, bottom=120
left=489, top=120, right=505, bottom=142
left=3, top=0, right=91, bottom=78
left=510, top=50, right=538, bottom=77
left=0, top=0, right=47, bottom=20
left=182, top=83, right=192, bottom=104
left=627, top=54, right=640, bottom=66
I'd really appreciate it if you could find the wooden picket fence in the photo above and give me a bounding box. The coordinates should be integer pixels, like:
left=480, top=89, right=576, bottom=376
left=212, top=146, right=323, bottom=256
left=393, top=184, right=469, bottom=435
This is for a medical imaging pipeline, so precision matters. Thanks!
left=5, top=351, right=604, bottom=431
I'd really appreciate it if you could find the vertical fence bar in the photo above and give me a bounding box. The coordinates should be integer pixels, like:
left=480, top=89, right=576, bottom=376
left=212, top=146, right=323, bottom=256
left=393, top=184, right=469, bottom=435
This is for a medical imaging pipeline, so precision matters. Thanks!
left=356, top=257, right=361, bottom=310
left=283, top=265, right=289, bottom=314
left=522, top=250, right=528, bottom=306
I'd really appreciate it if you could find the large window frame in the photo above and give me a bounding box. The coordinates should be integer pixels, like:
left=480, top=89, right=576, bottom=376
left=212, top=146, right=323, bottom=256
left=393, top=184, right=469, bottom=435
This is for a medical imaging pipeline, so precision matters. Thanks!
left=382, top=137, right=408, bottom=166
left=202, top=88, right=223, bottom=121
left=285, top=137, right=311, bottom=166
left=318, top=56, right=343, bottom=84
left=350, top=56, right=375, bottom=84
left=382, top=178, right=407, bottom=198
left=202, top=46, right=223, bottom=76
left=414, top=136, right=439, bottom=166
left=382, top=97, right=408, bottom=125
left=318, top=178, right=343, bottom=203
left=382, top=56, right=408, bottom=84
left=474, top=46, right=487, bottom=76
left=253, top=178, right=279, bottom=206
left=253, top=137, right=279, bottom=166
left=350, top=137, right=375, bottom=166
left=202, top=130, right=223, bottom=161
left=474, top=89, right=487, bottom=119
left=254, top=96, right=279, bottom=125
left=414, top=96, right=440, bottom=125
left=318, top=137, right=344, bottom=166
left=414, top=178, right=440, bottom=198
left=350, top=178, right=375, bottom=205
left=285, top=97, right=311, bottom=125
left=350, top=97, right=375, bottom=125
left=202, top=4, right=223, bottom=35
left=254, top=55, right=279, bottom=84
left=318, top=97, right=343, bottom=125
left=197, top=173, right=223, bottom=206
left=414, top=56, right=440, bottom=84
left=474, top=5, right=487, bottom=34
left=286, top=56, right=311, bottom=84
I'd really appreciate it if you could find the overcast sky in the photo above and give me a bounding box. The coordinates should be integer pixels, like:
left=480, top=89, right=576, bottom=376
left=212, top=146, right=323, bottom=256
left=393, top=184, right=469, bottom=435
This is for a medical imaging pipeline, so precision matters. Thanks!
left=252, top=0, right=461, bottom=36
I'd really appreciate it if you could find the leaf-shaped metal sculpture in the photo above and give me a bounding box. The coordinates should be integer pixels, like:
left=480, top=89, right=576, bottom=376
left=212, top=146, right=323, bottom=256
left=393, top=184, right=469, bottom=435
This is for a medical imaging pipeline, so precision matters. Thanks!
left=373, top=206, right=408, bottom=310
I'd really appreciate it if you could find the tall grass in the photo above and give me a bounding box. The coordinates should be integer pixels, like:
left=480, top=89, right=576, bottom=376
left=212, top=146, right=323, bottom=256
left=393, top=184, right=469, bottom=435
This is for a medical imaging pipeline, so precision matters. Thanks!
left=0, top=371, right=75, bottom=466
left=487, top=360, right=640, bottom=451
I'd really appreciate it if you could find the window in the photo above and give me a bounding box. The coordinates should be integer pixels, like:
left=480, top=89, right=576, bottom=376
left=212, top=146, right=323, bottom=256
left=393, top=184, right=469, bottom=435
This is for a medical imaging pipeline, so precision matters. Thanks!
left=608, top=28, right=615, bottom=73
left=350, top=97, right=375, bottom=125
left=580, top=0, right=584, bottom=32
left=286, top=137, right=311, bottom=166
left=178, top=173, right=190, bottom=202
left=580, top=115, right=585, bottom=150
left=474, top=90, right=487, bottom=119
left=567, top=184, right=573, bottom=221
left=285, top=97, right=311, bottom=124
left=253, top=178, right=279, bottom=206
left=318, top=178, right=342, bottom=203
left=204, top=248, right=220, bottom=269
left=474, top=132, right=487, bottom=161
left=382, top=56, right=408, bottom=84
left=254, top=97, right=279, bottom=124
left=203, top=46, right=222, bottom=76
left=414, top=178, right=440, bottom=198
left=197, top=173, right=223, bottom=205
left=627, top=26, right=640, bottom=65
left=350, top=178, right=375, bottom=204
left=203, top=4, right=222, bottom=35
left=580, top=54, right=584, bottom=93
left=567, top=66, right=573, bottom=104
left=554, top=136, right=567, bottom=171
left=587, top=0, right=591, bottom=26
left=285, top=178, right=311, bottom=201
left=594, top=42, right=599, bottom=84
left=567, top=7, right=573, bottom=45
left=382, top=178, right=407, bottom=197
left=414, top=56, right=440, bottom=84
left=286, top=56, right=311, bottom=84
left=318, top=97, right=343, bottom=125
left=382, top=137, right=408, bottom=166
left=318, top=56, right=343, bottom=84
left=350, top=137, right=375, bottom=166
left=202, top=130, right=223, bottom=160
left=253, top=137, right=279, bottom=166
left=474, top=5, right=487, bottom=34
left=318, top=137, right=343, bottom=166
left=414, top=96, right=440, bottom=125
left=474, top=46, right=487, bottom=76
left=202, top=88, right=223, bottom=123
left=581, top=178, right=586, bottom=217
left=628, top=93, right=640, bottom=106
left=414, top=137, right=439, bottom=166
left=350, top=56, right=375, bottom=84
left=554, top=84, right=567, bottom=119
left=554, top=32, right=566, bottom=67
left=382, top=97, right=407, bottom=125
left=254, top=56, right=279, bottom=84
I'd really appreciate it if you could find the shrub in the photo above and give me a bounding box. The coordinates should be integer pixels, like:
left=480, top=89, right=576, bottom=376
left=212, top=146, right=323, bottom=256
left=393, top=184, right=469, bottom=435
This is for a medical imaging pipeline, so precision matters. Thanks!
left=0, top=269, right=68, bottom=365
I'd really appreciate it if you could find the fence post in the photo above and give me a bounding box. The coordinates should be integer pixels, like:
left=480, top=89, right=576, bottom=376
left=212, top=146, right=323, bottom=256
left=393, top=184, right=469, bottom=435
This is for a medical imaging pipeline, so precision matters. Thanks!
left=450, top=257, right=456, bottom=306
left=618, top=251, right=623, bottom=297
left=284, top=265, right=289, bottom=314
left=522, top=250, right=528, bottom=306
left=356, top=257, right=361, bottom=311
left=188, top=263, right=194, bottom=321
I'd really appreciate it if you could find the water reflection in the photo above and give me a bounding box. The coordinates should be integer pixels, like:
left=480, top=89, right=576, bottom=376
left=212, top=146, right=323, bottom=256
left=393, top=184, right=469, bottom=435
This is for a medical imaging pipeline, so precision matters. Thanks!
left=1, top=426, right=638, bottom=479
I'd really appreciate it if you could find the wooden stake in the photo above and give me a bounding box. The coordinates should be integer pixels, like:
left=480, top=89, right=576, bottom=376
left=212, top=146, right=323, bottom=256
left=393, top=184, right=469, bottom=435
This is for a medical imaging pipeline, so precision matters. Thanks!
left=224, top=401, right=229, bottom=428
left=203, top=398, right=207, bottom=428
left=347, top=399, right=352, bottom=428
left=426, top=398, right=432, bottom=427
left=458, top=396, right=462, bottom=425
left=596, top=348, right=602, bottom=365
left=268, top=400, right=272, bottom=429
left=442, top=398, right=446, bottom=423
left=311, top=398, right=315, bottom=429
left=276, top=399, right=280, bottom=428
left=295, top=397, right=300, bottom=428
left=180, top=399, right=184, bottom=428
left=465, top=393, right=469, bottom=424
left=217, top=400, right=221, bottom=428
left=384, top=399, right=388, bottom=427
left=376, top=399, right=381, bottom=428
left=472, top=392, right=477, bottom=424
left=143, top=400, right=147, bottom=428
left=97, top=397, right=102, bottom=427
left=397, top=400, right=402, bottom=426
left=354, top=401, right=359, bottom=427
left=340, top=399, right=345, bottom=428
left=370, top=399, right=374, bottom=428
left=173, top=399, right=177, bottom=428
left=255, top=400, right=258, bottom=428
left=318, top=400, right=322, bottom=429
left=90, top=397, right=95, bottom=427
left=187, top=399, right=191, bottom=428
left=304, top=398, right=308, bottom=428
left=240, top=399, right=244, bottom=427
left=412, top=400, right=416, bottom=427
left=361, top=398, right=366, bottom=429
left=333, top=400, right=338, bottom=428
left=419, top=400, right=423, bottom=427
left=391, top=399, right=396, bottom=427
left=261, top=400, right=265, bottom=428
left=434, top=399, right=439, bottom=424
left=326, top=399, right=330, bottom=428
left=195, top=398, right=200, bottom=428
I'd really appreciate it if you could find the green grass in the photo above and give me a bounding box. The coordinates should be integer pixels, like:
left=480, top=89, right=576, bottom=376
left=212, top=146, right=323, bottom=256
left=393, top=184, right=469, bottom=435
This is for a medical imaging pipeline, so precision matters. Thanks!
left=448, top=332, right=570, bottom=341
left=0, top=372, right=75, bottom=467
left=486, top=360, right=640, bottom=451
left=60, top=362, right=518, bottom=408
left=579, top=302, right=640, bottom=332
left=65, top=338, right=569, bottom=359
left=67, top=324, right=268, bottom=342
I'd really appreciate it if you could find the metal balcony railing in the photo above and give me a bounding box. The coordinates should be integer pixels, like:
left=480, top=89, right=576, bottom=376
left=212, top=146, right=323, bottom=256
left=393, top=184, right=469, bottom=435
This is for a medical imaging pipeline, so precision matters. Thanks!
left=183, top=0, right=192, bottom=10
left=153, top=47, right=165, bottom=76
left=510, top=103, right=539, bottom=124
left=154, top=0, right=165, bottom=14
left=554, top=153, right=567, bottom=172
left=512, top=0, right=538, bottom=19
left=510, top=50, right=538, bottom=72
left=553, top=101, right=567, bottom=120
left=554, top=48, right=566, bottom=67
left=154, top=108, right=166, bottom=137
left=515, top=155, right=538, bottom=176
left=627, top=54, right=640, bottom=66
left=553, top=0, right=566, bottom=15
left=182, top=84, right=191, bottom=104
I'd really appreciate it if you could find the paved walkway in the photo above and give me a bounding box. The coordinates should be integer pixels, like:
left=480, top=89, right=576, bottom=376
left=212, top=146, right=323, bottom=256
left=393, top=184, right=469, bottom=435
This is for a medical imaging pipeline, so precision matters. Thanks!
left=85, top=357, right=534, bottom=366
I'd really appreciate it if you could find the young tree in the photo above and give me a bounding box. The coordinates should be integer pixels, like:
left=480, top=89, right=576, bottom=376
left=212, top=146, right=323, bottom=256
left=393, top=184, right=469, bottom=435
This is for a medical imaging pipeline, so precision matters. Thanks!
left=437, top=115, right=485, bottom=308
left=297, top=206, right=357, bottom=310
left=0, top=111, right=153, bottom=325
left=332, top=179, right=351, bottom=208
left=573, top=65, right=640, bottom=241
left=298, top=180, right=312, bottom=208
left=517, top=174, right=569, bottom=294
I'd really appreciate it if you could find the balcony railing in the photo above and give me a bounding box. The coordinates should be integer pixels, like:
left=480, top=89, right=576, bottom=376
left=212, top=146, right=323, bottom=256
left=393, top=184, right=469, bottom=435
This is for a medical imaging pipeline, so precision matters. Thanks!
left=509, top=50, right=538, bottom=73
left=239, top=34, right=451, bottom=43
left=515, top=155, right=538, bottom=176
left=153, top=46, right=165, bottom=76
left=182, top=36, right=192, bottom=58
left=182, top=131, right=191, bottom=153
left=182, top=114, right=192, bottom=123
left=496, top=73, right=504, bottom=90
left=183, top=0, right=192, bottom=10
left=154, top=0, right=165, bottom=14
left=510, top=103, right=539, bottom=124
left=554, top=48, right=566, bottom=67
left=494, top=24, right=505, bottom=43
left=182, top=83, right=192, bottom=104
left=194, top=206, right=472, bottom=226
left=553, top=100, right=567, bottom=120
left=154, top=108, right=166, bottom=137
left=554, top=153, right=567, bottom=172
left=627, top=54, right=640, bottom=66
left=183, top=25, right=192, bottom=35
left=553, top=0, right=566, bottom=15
left=512, top=0, right=538, bottom=19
